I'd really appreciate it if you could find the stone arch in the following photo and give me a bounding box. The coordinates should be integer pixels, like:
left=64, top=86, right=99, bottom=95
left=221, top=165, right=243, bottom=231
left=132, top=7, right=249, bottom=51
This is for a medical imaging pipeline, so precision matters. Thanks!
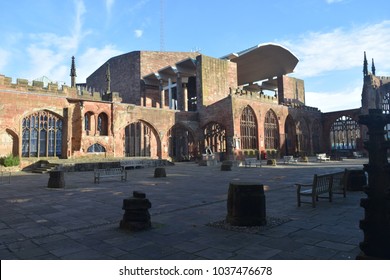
left=0, top=128, right=19, bottom=157
left=284, top=115, right=296, bottom=156
left=97, top=112, right=109, bottom=136
left=296, top=117, right=310, bottom=155
left=203, top=122, right=226, bottom=154
left=167, top=123, right=197, bottom=161
left=311, top=119, right=322, bottom=154
left=264, top=109, right=279, bottom=150
left=87, top=143, right=106, bottom=153
left=84, top=111, right=94, bottom=134
left=21, top=110, right=63, bottom=158
left=240, top=105, right=258, bottom=150
left=123, top=120, right=161, bottom=158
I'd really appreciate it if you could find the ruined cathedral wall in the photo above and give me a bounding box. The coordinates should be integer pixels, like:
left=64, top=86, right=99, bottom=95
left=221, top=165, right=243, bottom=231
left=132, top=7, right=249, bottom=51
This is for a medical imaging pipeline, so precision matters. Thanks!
left=0, top=83, right=70, bottom=158
left=196, top=55, right=238, bottom=107
left=86, top=52, right=137, bottom=104
left=112, top=104, right=178, bottom=158
left=231, top=97, right=289, bottom=152
left=281, top=76, right=305, bottom=104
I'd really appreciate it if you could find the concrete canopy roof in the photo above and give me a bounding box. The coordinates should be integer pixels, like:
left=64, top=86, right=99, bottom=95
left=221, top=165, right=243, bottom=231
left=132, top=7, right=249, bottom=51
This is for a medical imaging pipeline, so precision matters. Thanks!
left=221, top=43, right=299, bottom=86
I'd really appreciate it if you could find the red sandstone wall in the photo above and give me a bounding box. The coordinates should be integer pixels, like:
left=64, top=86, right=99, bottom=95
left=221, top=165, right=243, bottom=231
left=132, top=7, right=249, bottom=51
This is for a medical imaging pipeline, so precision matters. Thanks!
left=197, top=55, right=237, bottom=107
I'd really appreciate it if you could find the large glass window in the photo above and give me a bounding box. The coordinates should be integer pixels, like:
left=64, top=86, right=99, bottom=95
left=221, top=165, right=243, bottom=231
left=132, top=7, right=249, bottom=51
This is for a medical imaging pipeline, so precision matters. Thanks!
left=240, top=106, right=258, bottom=150
left=22, top=111, right=62, bottom=157
left=330, top=116, right=360, bottom=150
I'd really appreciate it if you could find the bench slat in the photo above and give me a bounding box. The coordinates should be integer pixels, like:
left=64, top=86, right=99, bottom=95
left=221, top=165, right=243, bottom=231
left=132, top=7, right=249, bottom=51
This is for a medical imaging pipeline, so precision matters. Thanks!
left=94, top=168, right=127, bottom=184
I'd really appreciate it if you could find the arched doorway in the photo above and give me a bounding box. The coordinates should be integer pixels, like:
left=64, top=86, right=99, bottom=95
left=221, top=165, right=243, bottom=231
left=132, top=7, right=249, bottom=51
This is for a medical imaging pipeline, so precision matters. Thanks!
left=296, top=117, right=310, bottom=155
left=284, top=115, right=296, bottom=155
left=312, top=120, right=321, bottom=154
left=167, top=124, right=196, bottom=161
left=0, top=129, right=19, bottom=157
left=123, top=121, right=160, bottom=158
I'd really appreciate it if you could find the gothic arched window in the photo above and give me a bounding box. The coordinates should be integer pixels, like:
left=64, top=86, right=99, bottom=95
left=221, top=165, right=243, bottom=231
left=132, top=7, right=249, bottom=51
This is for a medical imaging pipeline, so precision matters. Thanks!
left=87, top=143, right=106, bottom=153
left=97, top=113, right=108, bottom=136
left=330, top=116, right=360, bottom=150
left=203, top=122, right=226, bottom=153
left=240, top=106, right=258, bottom=150
left=22, top=111, right=62, bottom=157
left=264, top=110, right=279, bottom=150
left=84, top=112, right=93, bottom=132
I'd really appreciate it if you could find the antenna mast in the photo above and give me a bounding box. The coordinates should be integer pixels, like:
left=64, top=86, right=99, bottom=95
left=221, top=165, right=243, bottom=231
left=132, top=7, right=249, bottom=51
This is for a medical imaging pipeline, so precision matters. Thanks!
left=160, top=0, right=165, bottom=51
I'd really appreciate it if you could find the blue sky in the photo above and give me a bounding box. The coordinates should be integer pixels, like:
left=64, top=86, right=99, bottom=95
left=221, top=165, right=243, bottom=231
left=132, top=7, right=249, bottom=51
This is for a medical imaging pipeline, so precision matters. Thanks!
left=1, top=0, right=390, bottom=112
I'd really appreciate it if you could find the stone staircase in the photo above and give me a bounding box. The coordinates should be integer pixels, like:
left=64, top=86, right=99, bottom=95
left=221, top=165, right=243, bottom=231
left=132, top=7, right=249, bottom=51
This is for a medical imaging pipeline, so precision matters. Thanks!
left=31, top=162, right=60, bottom=174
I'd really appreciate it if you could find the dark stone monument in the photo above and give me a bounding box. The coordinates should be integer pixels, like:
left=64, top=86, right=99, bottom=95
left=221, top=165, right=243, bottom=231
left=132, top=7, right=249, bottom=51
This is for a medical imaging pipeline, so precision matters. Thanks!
left=154, top=167, right=166, bottom=178
left=120, top=191, right=152, bottom=231
left=344, top=169, right=366, bottom=191
left=226, top=182, right=266, bottom=226
left=221, top=161, right=232, bottom=171
left=358, top=109, right=390, bottom=259
left=47, top=170, right=65, bottom=188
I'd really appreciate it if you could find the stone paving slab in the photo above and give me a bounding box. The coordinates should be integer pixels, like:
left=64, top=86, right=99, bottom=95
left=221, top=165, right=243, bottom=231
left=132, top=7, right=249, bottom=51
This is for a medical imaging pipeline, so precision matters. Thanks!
left=0, top=158, right=369, bottom=260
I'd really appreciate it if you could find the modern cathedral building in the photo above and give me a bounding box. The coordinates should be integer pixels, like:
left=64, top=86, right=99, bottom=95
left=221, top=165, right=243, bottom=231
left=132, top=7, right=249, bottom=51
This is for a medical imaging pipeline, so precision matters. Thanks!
left=0, top=43, right=388, bottom=168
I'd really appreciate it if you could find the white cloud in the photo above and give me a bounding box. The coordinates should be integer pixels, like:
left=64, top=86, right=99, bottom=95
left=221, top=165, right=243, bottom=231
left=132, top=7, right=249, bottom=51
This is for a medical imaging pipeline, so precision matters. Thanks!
left=106, top=0, right=115, bottom=12
left=306, top=86, right=362, bottom=112
left=134, top=29, right=144, bottom=38
left=326, top=0, right=343, bottom=4
left=283, top=20, right=390, bottom=78
left=20, top=0, right=92, bottom=82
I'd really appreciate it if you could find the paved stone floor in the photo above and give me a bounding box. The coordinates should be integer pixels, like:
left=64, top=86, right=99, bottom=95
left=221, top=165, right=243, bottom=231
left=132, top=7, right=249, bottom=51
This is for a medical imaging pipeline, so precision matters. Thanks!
left=0, top=158, right=368, bottom=260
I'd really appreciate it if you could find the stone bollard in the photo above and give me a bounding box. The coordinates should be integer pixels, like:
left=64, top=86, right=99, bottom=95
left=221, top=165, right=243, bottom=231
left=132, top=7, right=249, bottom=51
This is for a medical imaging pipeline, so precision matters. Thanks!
left=221, top=161, right=232, bottom=171
left=47, top=170, right=65, bottom=188
left=120, top=191, right=152, bottom=231
left=154, top=167, right=166, bottom=178
left=226, top=182, right=266, bottom=226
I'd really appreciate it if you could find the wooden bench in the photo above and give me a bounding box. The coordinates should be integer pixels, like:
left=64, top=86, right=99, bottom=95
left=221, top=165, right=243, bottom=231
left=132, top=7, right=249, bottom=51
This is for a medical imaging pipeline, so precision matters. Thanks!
left=94, top=168, right=127, bottom=184
left=352, top=151, right=363, bottom=158
left=295, top=174, right=333, bottom=207
left=283, top=156, right=298, bottom=164
left=244, top=158, right=262, bottom=168
left=316, top=153, right=330, bottom=162
left=329, top=170, right=347, bottom=198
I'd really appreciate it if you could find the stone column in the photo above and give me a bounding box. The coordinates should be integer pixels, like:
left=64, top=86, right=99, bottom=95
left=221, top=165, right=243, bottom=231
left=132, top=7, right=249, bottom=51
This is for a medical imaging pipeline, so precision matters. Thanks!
left=159, top=80, right=165, bottom=109
left=358, top=109, right=390, bottom=259
left=183, top=83, right=188, bottom=112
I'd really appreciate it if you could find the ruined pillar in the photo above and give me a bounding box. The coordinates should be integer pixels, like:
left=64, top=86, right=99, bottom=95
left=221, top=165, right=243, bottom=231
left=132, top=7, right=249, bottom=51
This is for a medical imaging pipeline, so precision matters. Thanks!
left=159, top=80, right=165, bottom=109
left=183, top=83, right=188, bottom=112
left=358, top=109, right=390, bottom=259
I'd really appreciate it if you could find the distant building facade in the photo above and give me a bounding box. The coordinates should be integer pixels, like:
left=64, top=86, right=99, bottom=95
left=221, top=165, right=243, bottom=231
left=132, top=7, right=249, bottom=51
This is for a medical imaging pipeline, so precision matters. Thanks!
left=0, top=44, right=384, bottom=168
